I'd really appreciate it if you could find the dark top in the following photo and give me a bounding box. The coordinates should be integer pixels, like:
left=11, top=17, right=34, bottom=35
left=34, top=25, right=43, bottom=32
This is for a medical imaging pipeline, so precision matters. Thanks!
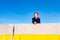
left=32, top=17, right=40, bottom=24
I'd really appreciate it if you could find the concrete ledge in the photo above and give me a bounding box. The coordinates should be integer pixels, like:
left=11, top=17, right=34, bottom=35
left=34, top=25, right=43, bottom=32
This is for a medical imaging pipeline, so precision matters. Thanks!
left=15, top=23, right=60, bottom=34
left=0, top=23, right=60, bottom=34
left=0, top=24, right=13, bottom=34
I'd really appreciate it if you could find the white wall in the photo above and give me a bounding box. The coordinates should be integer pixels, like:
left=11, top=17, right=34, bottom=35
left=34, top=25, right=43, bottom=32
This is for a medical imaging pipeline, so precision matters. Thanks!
left=15, top=23, right=60, bottom=34
left=0, top=24, right=13, bottom=34
left=0, top=23, right=60, bottom=34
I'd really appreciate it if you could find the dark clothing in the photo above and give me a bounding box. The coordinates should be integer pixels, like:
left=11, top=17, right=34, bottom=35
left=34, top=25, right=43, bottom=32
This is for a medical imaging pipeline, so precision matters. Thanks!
left=32, top=17, right=40, bottom=24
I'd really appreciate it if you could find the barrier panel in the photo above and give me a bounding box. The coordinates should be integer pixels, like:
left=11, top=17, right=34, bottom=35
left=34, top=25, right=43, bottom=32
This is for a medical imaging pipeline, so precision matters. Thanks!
left=14, top=23, right=60, bottom=40
left=0, top=24, right=13, bottom=40
left=0, top=23, right=60, bottom=40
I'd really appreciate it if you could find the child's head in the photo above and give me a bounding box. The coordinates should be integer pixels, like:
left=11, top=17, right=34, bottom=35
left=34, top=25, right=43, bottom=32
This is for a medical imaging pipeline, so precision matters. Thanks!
left=34, top=12, right=39, bottom=18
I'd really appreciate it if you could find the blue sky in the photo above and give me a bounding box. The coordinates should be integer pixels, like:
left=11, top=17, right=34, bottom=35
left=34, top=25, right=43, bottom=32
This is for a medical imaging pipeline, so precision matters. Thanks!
left=0, top=0, right=60, bottom=24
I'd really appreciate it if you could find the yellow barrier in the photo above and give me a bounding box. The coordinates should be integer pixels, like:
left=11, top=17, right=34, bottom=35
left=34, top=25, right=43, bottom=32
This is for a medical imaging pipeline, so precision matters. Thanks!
left=0, top=34, right=60, bottom=40
left=0, top=34, right=12, bottom=40
left=13, top=34, right=60, bottom=40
